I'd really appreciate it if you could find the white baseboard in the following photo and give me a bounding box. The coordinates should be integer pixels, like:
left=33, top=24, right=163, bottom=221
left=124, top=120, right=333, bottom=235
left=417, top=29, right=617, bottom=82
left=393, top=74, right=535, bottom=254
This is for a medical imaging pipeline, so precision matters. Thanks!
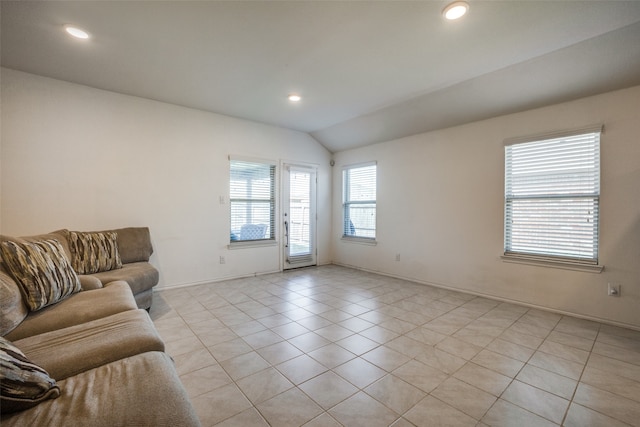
left=154, top=269, right=282, bottom=291
left=331, top=261, right=640, bottom=332
left=153, top=261, right=639, bottom=332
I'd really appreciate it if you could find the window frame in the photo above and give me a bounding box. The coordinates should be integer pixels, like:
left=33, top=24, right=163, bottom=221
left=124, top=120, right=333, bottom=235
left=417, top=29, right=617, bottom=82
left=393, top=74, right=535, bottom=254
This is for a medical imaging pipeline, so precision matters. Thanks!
left=228, top=156, right=278, bottom=249
left=502, top=126, right=604, bottom=272
left=342, top=161, right=377, bottom=244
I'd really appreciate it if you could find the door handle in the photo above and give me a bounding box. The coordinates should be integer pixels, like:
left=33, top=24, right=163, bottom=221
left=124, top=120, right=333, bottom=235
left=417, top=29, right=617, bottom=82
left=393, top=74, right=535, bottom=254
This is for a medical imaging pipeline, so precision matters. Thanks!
left=284, top=220, right=289, bottom=248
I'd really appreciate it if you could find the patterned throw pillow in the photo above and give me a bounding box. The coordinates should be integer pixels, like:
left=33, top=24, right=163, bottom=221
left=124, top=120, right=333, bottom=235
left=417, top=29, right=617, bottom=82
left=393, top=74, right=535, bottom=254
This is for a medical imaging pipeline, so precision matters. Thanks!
left=68, top=231, right=123, bottom=274
left=0, top=336, right=60, bottom=413
left=0, top=239, right=81, bottom=311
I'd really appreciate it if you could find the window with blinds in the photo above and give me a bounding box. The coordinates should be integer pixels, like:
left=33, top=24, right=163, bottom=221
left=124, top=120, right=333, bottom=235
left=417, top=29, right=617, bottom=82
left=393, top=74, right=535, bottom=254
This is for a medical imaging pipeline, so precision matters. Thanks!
left=343, top=162, right=377, bottom=240
left=229, top=159, right=276, bottom=243
left=504, top=127, right=601, bottom=264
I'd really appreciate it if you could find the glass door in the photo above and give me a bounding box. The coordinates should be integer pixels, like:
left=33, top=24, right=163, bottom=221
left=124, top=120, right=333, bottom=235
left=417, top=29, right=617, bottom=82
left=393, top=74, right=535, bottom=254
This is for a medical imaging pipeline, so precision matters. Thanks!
left=282, top=164, right=317, bottom=269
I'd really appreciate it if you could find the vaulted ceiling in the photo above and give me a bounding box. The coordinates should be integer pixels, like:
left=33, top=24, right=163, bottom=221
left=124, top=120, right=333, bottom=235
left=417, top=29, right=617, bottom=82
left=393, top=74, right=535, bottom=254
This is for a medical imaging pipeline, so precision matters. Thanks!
left=2, top=1, right=640, bottom=152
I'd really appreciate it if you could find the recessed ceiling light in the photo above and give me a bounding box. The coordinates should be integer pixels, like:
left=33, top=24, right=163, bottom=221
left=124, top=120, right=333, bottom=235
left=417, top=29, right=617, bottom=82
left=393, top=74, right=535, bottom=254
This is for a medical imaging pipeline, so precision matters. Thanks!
left=64, top=25, right=90, bottom=39
left=288, top=94, right=302, bottom=102
left=442, top=1, right=469, bottom=20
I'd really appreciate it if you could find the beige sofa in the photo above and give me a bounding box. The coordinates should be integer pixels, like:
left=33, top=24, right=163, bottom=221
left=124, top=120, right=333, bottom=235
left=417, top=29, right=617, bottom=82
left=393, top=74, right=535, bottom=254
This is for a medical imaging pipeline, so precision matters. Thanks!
left=0, top=231, right=200, bottom=426
left=0, top=227, right=159, bottom=309
left=50, top=227, right=159, bottom=310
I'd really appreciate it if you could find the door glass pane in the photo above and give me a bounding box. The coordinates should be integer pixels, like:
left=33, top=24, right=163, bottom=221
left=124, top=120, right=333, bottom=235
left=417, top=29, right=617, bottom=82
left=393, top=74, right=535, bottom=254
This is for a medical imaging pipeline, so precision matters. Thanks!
left=289, top=171, right=311, bottom=256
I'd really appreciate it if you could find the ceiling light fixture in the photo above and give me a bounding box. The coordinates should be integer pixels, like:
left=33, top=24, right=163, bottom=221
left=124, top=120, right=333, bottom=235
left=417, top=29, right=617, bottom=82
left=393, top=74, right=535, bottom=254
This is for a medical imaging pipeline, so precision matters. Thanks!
left=442, top=1, right=469, bottom=20
left=288, top=94, right=302, bottom=102
left=64, top=25, right=90, bottom=39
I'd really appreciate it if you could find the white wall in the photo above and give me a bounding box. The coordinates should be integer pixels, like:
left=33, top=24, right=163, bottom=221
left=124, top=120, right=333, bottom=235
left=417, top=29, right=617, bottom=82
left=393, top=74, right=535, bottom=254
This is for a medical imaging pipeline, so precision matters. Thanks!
left=3, top=68, right=639, bottom=329
left=0, top=68, right=332, bottom=288
left=332, top=86, right=640, bottom=329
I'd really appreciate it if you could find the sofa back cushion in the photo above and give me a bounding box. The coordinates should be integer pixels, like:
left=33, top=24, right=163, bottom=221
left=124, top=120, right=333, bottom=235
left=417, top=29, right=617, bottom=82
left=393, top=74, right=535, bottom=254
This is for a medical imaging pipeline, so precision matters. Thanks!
left=68, top=231, right=122, bottom=274
left=0, top=271, right=28, bottom=336
left=0, top=238, right=81, bottom=311
left=105, top=227, right=154, bottom=263
left=0, top=231, right=72, bottom=261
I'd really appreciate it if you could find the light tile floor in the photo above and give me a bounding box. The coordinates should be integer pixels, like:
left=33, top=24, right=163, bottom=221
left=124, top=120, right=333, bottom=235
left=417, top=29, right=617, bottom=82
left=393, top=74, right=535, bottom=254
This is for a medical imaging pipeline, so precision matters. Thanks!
left=149, top=265, right=640, bottom=427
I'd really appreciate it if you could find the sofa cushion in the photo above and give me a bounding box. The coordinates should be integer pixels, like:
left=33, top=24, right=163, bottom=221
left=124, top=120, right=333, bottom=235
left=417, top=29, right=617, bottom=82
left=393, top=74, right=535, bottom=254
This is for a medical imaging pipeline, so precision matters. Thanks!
left=91, top=261, right=159, bottom=295
left=104, top=227, right=153, bottom=263
left=0, top=336, right=60, bottom=414
left=0, top=352, right=201, bottom=427
left=4, top=281, right=137, bottom=342
left=0, top=271, right=28, bottom=336
left=16, top=309, right=164, bottom=381
left=0, top=239, right=81, bottom=311
left=68, top=231, right=122, bottom=274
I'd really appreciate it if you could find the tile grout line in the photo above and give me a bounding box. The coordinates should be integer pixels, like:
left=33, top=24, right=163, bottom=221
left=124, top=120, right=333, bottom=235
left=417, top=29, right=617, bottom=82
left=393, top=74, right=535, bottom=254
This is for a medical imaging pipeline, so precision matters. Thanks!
left=152, top=267, right=639, bottom=427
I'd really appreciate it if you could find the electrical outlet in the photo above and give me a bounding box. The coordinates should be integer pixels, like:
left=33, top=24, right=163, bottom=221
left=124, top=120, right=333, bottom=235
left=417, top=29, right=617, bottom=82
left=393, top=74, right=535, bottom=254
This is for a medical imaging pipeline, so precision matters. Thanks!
left=219, top=256, right=225, bottom=265
left=608, top=282, right=620, bottom=297
left=395, top=253, right=401, bottom=262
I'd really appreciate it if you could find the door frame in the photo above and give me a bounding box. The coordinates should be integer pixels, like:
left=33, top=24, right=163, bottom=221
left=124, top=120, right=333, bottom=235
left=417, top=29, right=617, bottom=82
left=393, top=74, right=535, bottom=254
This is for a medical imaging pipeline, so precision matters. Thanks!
left=281, top=161, right=318, bottom=270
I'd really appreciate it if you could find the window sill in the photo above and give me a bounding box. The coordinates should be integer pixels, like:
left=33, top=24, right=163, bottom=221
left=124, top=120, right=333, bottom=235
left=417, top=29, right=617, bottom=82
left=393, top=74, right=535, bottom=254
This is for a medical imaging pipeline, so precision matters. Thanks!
left=341, top=236, right=377, bottom=246
left=501, top=254, right=604, bottom=273
left=228, top=240, right=277, bottom=250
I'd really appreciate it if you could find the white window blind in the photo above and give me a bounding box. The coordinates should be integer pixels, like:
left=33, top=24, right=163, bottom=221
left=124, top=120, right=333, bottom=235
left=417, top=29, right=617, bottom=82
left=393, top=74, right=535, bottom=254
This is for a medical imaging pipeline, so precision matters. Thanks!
left=504, top=128, right=601, bottom=264
left=230, top=159, right=275, bottom=243
left=343, top=163, right=377, bottom=239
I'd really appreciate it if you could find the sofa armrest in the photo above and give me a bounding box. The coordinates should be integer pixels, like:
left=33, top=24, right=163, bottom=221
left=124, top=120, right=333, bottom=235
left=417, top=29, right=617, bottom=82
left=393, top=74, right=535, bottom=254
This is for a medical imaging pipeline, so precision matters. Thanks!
left=78, top=275, right=102, bottom=291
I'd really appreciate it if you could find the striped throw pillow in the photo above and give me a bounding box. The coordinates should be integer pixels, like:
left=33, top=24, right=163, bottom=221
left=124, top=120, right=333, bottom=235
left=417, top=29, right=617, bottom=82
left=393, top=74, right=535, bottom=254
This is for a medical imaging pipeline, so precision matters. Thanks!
left=68, top=231, right=122, bottom=274
left=0, top=336, right=60, bottom=413
left=0, top=239, right=81, bottom=311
